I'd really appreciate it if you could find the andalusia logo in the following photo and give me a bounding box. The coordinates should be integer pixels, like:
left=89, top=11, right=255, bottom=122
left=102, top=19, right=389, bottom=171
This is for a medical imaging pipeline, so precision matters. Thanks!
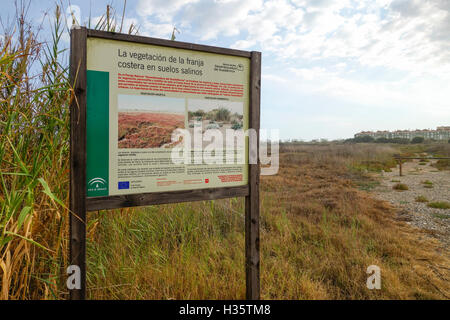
left=88, top=177, right=107, bottom=192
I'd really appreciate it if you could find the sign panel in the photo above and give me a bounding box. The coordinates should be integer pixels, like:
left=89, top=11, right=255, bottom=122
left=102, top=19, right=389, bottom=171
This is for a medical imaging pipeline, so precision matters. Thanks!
left=86, top=38, right=250, bottom=197
left=70, top=28, right=260, bottom=300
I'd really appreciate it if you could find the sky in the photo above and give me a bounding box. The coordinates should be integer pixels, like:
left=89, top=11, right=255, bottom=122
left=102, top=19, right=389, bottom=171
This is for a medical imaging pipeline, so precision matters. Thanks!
left=118, top=94, right=185, bottom=112
left=189, top=99, right=243, bottom=114
left=2, top=0, right=449, bottom=140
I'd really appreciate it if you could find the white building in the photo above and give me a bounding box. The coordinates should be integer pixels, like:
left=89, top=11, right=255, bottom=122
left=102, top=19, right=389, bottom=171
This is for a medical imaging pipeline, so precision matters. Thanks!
left=355, top=127, right=450, bottom=141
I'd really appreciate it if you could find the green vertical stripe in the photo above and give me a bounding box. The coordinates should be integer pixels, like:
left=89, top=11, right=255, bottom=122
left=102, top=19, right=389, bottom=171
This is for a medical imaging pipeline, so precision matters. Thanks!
left=86, top=70, right=109, bottom=197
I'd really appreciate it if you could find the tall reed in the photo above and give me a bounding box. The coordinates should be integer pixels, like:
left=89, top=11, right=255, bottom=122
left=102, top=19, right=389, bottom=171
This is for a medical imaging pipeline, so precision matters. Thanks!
left=0, top=2, right=135, bottom=300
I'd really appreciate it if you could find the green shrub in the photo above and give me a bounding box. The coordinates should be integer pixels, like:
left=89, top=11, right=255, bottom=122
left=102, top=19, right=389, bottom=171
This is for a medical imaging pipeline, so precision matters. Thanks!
left=433, top=159, right=450, bottom=171
left=415, top=196, right=429, bottom=203
left=433, top=213, right=449, bottom=219
left=353, top=136, right=375, bottom=143
left=411, top=137, right=425, bottom=144
left=427, top=202, right=450, bottom=209
left=393, top=183, right=409, bottom=191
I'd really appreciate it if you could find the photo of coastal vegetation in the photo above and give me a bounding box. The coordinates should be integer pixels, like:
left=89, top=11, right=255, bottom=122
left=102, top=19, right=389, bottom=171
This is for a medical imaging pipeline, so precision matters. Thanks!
left=188, top=99, right=244, bottom=132
left=118, top=95, right=185, bottom=149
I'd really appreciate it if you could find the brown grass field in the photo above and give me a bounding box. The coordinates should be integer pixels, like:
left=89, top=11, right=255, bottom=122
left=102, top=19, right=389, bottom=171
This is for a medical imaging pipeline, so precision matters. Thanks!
left=84, top=144, right=449, bottom=300
left=118, top=112, right=185, bottom=149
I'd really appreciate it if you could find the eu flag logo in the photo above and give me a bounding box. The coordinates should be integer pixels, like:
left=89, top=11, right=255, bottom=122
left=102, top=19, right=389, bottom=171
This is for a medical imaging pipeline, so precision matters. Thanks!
left=118, top=182, right=130, bottom=190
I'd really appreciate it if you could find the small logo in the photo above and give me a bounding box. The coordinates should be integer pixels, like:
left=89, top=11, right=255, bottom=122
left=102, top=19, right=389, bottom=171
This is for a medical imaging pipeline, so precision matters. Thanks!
left=238, top=64, right=244, bottom=71
left=118, top=181, right=130, bottom=190
left=205, top=179, right=209, bottom=184
left=88, top=177, right=107, bottom=192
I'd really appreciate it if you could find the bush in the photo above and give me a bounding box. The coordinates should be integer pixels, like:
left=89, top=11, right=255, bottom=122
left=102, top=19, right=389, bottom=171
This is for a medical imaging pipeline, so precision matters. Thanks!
left=415, top=196, right=429, bottom=203
left=392, top=138, right=411, bottom=144
left=215, top=107, right=231, bottom=121
left=375, top=137, right=390, bottom=143
left=354, top=136, right=375, bottom=143
left=375, top=137, right=410, bottom=144
left=231, top=122, right=243, bottom=130
left=433, top=159, right=450, bottom=171
left=411, top=137, right=425, bottom=144
left=428, top=202, right=450, bottom=209
left=393, top=183, right=409, bottom=191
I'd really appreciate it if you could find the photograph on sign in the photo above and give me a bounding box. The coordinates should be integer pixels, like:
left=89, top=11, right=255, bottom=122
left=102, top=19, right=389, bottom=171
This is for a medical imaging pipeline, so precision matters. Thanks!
left=118, top=95, right=185, bottom=149
left=187, top=99, right=244, bottom=149
left=86, top=38, right=251, bottom=197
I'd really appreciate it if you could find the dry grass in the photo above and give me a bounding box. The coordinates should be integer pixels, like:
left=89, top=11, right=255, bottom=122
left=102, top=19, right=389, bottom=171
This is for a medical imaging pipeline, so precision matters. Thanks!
left=258, top=151, right=449, bottom=299
left=85, top=150, right=449, bottom=300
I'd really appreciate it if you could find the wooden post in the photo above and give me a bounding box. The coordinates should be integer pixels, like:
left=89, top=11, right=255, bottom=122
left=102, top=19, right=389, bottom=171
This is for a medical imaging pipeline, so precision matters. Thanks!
left=399, top=160, right=403, bottom=177
left=245, top=51, right=261, bottom=300
left=69, top=27, right=87, bottom=300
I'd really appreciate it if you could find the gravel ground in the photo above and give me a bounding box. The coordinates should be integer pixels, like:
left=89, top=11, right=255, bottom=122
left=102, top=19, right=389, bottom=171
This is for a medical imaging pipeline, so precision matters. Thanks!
left=372, top=159, right=450, bottom=247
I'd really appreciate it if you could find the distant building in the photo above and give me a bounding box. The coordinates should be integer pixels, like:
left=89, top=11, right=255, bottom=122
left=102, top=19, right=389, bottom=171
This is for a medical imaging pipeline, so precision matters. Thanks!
left=355, top=127, right=450, bottom=141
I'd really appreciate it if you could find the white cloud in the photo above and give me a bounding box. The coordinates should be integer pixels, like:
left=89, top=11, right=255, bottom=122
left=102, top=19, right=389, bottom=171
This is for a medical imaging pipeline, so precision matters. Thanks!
left=181, top=0, right=264, bottom=40
left=137, top=0, right=200, bottom=22
left=232, top=39, right=256, bottom=50
left=261, top=73, right=288, bottom=83
left=135, top=0, right=450, bottom=130
left=129, top=0, right=448, bottom=78
left=270, top=66, right=450, bottom=117
left=140, top=20, right=174, bottom=38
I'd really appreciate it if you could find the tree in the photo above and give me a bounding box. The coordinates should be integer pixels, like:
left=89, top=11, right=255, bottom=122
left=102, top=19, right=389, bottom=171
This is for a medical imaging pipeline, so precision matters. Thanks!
left=193, top=109, right=205, bottom=117
left=215, top=107, right=231, bottom=121
left=354, top=136, right=375, bottom=143
left=375, top=137, right=390, bottom=143
left=411, top=136, right=424, bottom=144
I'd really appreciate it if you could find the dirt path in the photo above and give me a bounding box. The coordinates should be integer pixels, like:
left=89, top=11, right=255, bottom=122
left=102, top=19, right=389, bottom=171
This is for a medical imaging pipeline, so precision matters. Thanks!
left=372, top=158, right=450, bottom=247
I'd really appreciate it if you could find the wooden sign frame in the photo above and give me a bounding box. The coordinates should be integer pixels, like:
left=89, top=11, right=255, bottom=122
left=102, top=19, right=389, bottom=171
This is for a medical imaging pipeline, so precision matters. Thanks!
left=69, top=28, right=261, bottom=300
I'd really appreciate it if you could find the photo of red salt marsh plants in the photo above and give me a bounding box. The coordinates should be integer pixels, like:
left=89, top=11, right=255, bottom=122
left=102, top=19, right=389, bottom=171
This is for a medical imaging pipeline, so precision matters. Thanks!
left=118, top=95, right=185, bottom=149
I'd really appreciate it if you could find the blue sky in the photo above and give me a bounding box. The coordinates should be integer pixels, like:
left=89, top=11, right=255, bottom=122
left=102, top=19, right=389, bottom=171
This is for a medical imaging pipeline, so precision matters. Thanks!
left=3, top=0, right=449, bottom=140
